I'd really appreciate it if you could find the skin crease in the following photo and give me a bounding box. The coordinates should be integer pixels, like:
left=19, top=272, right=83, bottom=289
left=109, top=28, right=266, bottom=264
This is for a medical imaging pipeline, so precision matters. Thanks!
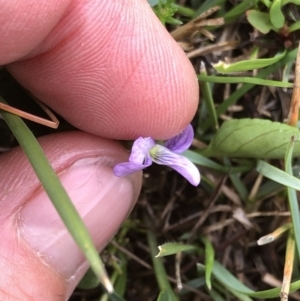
left=0, top=0, right=199, bottom=300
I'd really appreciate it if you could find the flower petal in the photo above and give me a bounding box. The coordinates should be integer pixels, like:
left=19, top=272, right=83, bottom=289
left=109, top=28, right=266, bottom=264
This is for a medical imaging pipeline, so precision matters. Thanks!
left=150, top=145, right=201, bottom=186
left=164, top=124, right=194, bottom=153
left=129, top=137, right=156, bottom=164
left=113, top=160, right=151, bottom=176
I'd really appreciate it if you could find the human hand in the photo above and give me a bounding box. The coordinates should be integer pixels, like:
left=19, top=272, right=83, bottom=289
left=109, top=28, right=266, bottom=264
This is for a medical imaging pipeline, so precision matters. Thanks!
left=0, top=1, right=198, bottom=300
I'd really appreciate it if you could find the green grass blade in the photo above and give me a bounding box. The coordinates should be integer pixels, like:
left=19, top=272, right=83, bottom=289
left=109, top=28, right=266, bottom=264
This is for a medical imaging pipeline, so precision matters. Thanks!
left=256, top=160, right=300, bottom=191
left=210, top=261, right=300, bottom=298
left=197, top=74, right=293, bottom=87
left=212, top=50, right=286, bottom=73
left=183, top=150, right=254, bottom=173
left=224, top=158, right=248, bottom=201
left=284, top=137, right=300, bottom=259
left=200, top=47, right=298, bottom=132
left=183, top=150, right=227, bottom=171
left=199, top=64, right=218, bottom=130
left=0, top=97, right=113, bottom=293
left=208, top=261, right=254, bottom=294
left=224, top=0, right=253, bottom=21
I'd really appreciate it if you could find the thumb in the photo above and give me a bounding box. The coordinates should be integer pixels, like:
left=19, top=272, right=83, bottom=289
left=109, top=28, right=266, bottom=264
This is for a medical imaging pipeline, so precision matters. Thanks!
left=0, top=131, right=141, bottom=300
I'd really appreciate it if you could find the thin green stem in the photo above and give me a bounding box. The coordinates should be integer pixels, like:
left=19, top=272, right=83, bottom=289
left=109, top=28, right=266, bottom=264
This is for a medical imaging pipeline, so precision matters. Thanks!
left=145, top=215, right=179, bottom=300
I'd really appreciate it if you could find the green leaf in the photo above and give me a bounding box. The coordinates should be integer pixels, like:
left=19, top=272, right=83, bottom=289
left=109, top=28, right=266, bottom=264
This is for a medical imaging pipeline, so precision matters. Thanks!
left=201, top=118, right=300, bottom=158
left=202, top=237, right=215, bottom=290
left=270, top=0, right=285, bottom=29
left=289, top=20, right=300, bottom=32
left=213, top=50, right=286, bottom=73
left=156, top=242, right=196, bottom=257
left=282, top=0, right=300, bottom=4
left=246, top=10, right=277, bottom=34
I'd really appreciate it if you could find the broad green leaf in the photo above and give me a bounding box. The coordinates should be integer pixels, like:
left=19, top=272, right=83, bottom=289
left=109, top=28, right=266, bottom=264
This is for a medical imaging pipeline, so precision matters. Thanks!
left=246, top=10, right=277, bottom=34
left=213, top=51, right=286, bottom=73
left=156, top=242, right=196, bottom=257
left=201, top=118, right=300, bottom=158
left=270, top=0, right=285, bottom=29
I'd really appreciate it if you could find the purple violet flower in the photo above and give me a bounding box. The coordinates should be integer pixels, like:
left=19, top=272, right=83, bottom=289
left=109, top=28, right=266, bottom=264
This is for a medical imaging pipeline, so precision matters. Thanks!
left=113, top=125, right=200, bottom=186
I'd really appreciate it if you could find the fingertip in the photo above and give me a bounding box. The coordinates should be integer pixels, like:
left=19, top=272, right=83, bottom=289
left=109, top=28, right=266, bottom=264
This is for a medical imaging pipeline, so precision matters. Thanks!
left=7, top=0, right=199, bottom=140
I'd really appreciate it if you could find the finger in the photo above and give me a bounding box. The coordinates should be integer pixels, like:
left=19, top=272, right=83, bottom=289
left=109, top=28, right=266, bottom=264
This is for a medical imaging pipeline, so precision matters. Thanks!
left=3, top=0, right=199, bottom=139
left=0, top=131, right=141, bottom=300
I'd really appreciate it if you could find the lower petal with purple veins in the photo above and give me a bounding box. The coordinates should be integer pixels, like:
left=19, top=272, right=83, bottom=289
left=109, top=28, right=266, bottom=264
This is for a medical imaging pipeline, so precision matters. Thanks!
left=150, top=145, right=200, bottom=186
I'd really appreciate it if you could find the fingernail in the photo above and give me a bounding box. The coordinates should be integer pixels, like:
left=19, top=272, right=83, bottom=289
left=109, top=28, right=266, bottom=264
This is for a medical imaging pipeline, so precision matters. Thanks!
left=18, top=157, right=138, bottom=287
